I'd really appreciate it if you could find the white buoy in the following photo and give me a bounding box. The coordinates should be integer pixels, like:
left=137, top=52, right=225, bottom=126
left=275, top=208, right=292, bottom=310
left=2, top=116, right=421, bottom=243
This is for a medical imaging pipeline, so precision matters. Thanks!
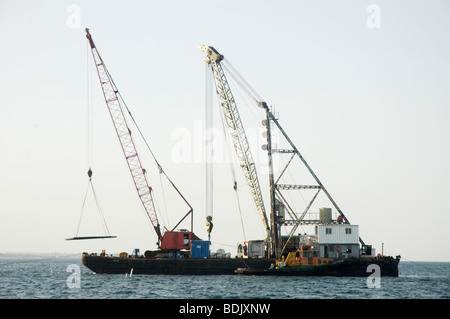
left=130, top=268, right=134, bottom=277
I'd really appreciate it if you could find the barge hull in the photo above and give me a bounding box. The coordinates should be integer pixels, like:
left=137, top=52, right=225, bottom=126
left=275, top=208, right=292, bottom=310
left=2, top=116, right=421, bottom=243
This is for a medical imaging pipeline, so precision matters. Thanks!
left=235, top=257, right=400, bottom=277
left=81, top=254, right=275, bottom=275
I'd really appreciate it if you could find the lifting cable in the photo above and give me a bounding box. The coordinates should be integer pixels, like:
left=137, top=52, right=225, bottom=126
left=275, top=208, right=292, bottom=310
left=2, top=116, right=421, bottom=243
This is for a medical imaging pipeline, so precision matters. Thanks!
left=113, top=89, right=186, bottom=216
left=205, top=63, right=214, bottom=222
left=217, top=89, right=247, bottom=242
left=158, top=168, right=170, bottom=230
left=86, top=39, right=94, bottom=169
left=74, top=169, right=113, bottom=239
left=97, top=52, right=195, bottom=234
left=108, top=77, right=194, bottom=231
left=222, top=60, right=263, bottom=125
left=103, top=62, right=167, bottom=210
left=212, top=60, right=273, bottom=240
left=222, top=59, right=263, bottom=103
left=67, top=46, right=116, bottom=241
left=220, top=62, right=271, bottom=238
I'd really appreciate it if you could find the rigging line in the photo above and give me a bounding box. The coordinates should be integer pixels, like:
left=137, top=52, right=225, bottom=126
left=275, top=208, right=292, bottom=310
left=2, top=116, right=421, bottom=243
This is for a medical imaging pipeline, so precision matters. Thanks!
left=215, top=62, right=267, bottom=238
left=86, top=39, right=93, bottom=168
left=205, top=62, right=214, bottom=219
left=114, top=90, right=191, bottom=211
left=222, top=62, right=264, bottom=127
left=222, top=62, right=255, bottom=103
left=224, top=65, right=264, bottom=129
left=217, top=94, right=247, bottom=242
left=209, top=241, right=238, bottom=248
left=158, top=171, right=170, bottom=230
left=95, top=55, right=161, bottom=170
left=89, top=179, right=111, bottom=236
left=222, top=59, right=263, bottom=103
left=234, top=185, right=246, bottom=242
left=75, top=179, right=91, bottom=237
left=114, top=91, right=159, bottom=166
left=100, top=57, right=192, bottom=215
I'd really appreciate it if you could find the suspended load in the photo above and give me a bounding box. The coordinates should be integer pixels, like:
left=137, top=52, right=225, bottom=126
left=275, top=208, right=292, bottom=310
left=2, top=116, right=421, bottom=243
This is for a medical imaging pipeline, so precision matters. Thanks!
left=66, top=168, right=117, bottom=241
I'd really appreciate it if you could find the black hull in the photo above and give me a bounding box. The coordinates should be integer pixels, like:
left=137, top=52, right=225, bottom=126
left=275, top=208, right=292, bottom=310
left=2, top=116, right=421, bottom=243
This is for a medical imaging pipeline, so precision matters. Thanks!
left=81, top=254, right=275, bottom=275
left=82, top=254, right=399, bottom=277
left=235, top=257, right=400, bottom=277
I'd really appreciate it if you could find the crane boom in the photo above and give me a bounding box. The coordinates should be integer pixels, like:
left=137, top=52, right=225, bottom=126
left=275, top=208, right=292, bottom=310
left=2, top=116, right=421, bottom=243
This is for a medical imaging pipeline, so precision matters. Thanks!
left=199, top=45, right=271, bottom=243
left=85, top=28, right=162, bottom=244
left=200, top=45, right=366, bottom=258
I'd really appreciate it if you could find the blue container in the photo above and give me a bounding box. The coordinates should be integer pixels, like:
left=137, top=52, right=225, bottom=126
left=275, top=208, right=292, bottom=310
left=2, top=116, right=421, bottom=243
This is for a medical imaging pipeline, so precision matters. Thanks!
left=191, top=240, right=210, bottom=259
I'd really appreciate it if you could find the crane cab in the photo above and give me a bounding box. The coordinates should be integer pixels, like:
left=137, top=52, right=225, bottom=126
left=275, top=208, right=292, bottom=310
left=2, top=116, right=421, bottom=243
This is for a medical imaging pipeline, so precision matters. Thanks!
left=160, top=230, right=201, bottom=251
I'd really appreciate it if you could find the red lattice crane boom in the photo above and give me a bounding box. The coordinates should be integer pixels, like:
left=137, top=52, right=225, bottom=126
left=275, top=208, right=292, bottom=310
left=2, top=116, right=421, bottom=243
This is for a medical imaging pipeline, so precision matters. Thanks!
left=85, top=29, right=163, bottom=245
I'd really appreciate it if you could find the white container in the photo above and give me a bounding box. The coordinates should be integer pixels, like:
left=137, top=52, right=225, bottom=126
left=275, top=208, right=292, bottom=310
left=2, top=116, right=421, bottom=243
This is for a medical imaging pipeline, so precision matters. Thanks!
left=317, top=224, right=359, bottom=244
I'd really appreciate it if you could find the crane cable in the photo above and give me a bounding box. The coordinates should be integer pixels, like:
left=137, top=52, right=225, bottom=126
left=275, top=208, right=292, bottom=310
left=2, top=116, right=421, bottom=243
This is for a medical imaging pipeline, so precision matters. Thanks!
left=86, top=39, right=93, bottom=168
left=75, top=170, right=112, bottom=238
left=215, top=82, right=247, bottom=242
left=211, top=60, right=273, bottom=241
left=116, top=90, right=170, bottom=231
left=102, top=53, right=196, bottom=233
left=111, top=79, right=193, bottom=224
left=219, top=62, right=270, bottom=239
left=205, top=63, right=214, bottom=222
left=73, top=43, right=112, bottom=239
left=222, top=59, right=263, bottom=103
left=206, top=62, right=247, bottom=241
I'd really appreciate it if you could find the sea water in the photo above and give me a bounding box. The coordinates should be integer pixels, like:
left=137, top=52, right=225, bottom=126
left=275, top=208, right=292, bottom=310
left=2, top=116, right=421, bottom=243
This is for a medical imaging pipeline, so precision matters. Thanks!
left=0, top=258, right=448, bottom=299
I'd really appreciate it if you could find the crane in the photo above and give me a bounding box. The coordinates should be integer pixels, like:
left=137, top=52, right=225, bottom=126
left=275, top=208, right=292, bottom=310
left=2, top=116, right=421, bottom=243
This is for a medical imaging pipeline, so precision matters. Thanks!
left=86, top=29, right=196, bottom=250
left=200, top=46, right=365, bottom=259
left=199, top=45, right=272, bottom=256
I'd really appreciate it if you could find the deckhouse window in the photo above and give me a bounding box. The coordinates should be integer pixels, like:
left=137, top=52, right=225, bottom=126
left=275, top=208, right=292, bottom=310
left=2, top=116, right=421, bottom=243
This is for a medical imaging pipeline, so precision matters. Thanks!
left=325, top=228, right=332, bottom=234
left=345, top=228, right=352, bottom=234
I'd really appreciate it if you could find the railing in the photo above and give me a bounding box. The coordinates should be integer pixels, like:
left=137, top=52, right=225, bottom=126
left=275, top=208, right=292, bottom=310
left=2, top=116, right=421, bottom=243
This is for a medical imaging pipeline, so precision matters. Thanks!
left=282, top=211, right=340, bottom=225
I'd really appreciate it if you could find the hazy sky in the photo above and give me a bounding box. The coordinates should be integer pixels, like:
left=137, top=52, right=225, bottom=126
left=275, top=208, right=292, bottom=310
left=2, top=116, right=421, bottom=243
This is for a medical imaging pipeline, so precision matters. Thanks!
left=1, top=0, right=449, bottom=262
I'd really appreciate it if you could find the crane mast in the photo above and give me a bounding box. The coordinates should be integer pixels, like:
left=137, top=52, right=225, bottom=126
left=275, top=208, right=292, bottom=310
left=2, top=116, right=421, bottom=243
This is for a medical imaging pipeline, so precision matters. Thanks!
left=199, top=45, right=272, bottom=254
left=85, top=28, right=163, bottom=245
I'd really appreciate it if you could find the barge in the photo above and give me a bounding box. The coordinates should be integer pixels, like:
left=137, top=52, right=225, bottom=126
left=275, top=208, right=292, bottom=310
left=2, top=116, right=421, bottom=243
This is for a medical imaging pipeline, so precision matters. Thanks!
left=235, top=245, right=400, bottom=277
left=233, top=224, right=401, bottom=277
left=77, top=33, right=400, bottom=277
left=82, top=253, right=274, bottom=275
